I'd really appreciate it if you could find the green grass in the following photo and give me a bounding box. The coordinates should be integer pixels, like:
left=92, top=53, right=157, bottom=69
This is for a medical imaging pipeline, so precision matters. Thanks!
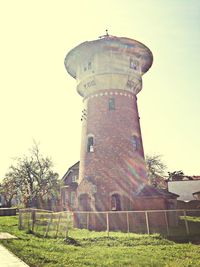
left=182, top=216, right=200, bottom=223
left=1, top=216, right=200, bottom=267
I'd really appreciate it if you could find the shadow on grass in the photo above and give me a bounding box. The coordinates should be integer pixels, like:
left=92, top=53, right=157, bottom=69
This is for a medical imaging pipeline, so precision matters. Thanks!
left=165, top=219, right=200, bottom=244
left=20, top=215, right=200, bottom=246
left=64, top=236, right=81, bottom=246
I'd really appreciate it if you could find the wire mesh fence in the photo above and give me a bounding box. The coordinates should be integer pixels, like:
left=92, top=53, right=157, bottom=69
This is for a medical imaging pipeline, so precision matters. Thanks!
left=18, top=209, right=200, bottom=238
left=19, top=209, right=73, bottom=238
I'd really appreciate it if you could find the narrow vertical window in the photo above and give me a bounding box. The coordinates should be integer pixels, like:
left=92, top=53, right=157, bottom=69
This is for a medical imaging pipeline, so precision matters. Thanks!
left=109, top=98, right=115, bottom=110
left=70, top=191, right=76, bottom=208
left=132, top=135, right=137, bottom=151
left=88, top=62, right=92, bottom=70
left=87, top=136, right=94, bottom=152
left=130, top=58, right=138, bottom=70
left=62, top=189, right=66, bottom=205
left=111, top=194, right=121, bottom=211
left=132, top=135, right=141, bottom=151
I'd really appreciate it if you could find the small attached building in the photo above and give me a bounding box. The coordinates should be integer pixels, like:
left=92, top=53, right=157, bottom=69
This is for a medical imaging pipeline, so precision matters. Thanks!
left=61, top=162, right=179, bottom=230
left=60, top=162, right=79, bottom=211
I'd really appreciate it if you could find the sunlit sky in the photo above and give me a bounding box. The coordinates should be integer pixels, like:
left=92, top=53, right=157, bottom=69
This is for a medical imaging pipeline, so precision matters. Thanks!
left=0, top=0, right=200, bottom=179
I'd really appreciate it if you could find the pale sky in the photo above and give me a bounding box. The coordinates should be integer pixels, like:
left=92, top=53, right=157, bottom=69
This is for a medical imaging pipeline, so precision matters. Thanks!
left=0, top=0, right=200, bottom=179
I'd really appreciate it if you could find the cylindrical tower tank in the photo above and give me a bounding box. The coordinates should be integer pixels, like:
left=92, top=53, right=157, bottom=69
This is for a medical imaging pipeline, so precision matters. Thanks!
left=65, top=35, right=153, bottom=212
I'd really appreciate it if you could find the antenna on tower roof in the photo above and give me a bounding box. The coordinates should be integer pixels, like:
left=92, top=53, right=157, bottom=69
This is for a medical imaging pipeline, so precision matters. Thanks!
left=99, top=29, right=110, bottom=39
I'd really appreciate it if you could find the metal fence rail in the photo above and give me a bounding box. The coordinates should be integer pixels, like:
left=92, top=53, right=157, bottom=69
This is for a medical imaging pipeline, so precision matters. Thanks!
left=18, top=209, right=200, bottom=238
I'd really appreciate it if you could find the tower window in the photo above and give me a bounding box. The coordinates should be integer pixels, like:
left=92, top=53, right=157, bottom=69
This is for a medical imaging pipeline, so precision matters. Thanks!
left=88, top=62, right=92, bottom=69
left=132, top=135, right=141, bottom=151
left=84, top=62, right=92, bottom=72
left=87, top=136, right=94, bottom=152
left=130, top=58, right=138, bottom=70
left=111, top=194, right=121, bottom=211
left=109, top=98, right=115, bottom=110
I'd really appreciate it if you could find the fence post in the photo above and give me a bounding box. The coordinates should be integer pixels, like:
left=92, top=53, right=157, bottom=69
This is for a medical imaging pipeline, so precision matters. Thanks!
left=44, top=213, right=53, bottom=238
left=164, top=211, right=170, bottom=236
left=18, top=209, right=23, bottom=230
left=65, top=213, right=69, bottom=238
left=86, top=213, right=89, bottom=230
left=31, top=210, right=36, bottom=233
left=55, top=213, right=61, bottom=238
left=183, top=210, right=189, bottom=235
left=145, top=211, right=150, bottom=235
left=126, top=212, right=130, bottom=234
left=28, top=209, right=32, bottom=231
left=106, top=212, right=109, bottom=237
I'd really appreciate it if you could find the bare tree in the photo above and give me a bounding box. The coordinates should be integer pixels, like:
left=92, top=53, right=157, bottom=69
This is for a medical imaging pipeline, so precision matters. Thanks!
left=0, top=173, right=20, bottom=207
left=145, top=154, right=167, bottom=188
left=2, top=142, right=59, bottom=209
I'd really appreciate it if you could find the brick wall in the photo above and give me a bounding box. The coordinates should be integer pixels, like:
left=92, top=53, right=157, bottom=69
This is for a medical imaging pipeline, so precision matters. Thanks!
left=77, top=89, right=148, bottom=211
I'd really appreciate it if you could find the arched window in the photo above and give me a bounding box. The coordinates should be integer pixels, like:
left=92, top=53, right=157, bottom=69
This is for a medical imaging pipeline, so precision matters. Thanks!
left=87, top=136, right=94, bottom=152
left=79, top=193, right=91, bottom=211
left=111, top=194, right=121, bottom=211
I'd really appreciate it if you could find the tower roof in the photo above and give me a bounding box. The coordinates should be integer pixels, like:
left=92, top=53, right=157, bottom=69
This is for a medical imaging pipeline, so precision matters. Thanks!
left=64, top=35, right=153, bottom=79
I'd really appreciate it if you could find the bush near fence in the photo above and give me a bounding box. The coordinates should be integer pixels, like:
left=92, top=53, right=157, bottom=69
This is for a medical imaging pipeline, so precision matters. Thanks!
left=18, top=209, right=200, bottom=238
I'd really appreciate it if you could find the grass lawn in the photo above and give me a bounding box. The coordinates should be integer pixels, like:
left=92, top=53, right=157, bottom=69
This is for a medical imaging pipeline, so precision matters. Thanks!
left=0, top=216, right=200, bottom=267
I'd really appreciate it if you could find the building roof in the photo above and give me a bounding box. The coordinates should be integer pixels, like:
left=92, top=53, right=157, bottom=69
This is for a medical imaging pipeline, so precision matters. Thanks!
left=134, top=184, right=179, bottom=199
left=190, top=176, right=200, bottom=180
left=61, top=161, right=80, bottom=181
left=168, top=175, right=200, bottom=182
left=65, top=35, right=153, bottom=79
left=193, top=191, right=200, bottom=195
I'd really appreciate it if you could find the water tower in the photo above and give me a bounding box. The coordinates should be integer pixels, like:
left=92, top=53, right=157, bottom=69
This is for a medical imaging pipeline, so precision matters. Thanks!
left=64, top=34, right=153, bottom=212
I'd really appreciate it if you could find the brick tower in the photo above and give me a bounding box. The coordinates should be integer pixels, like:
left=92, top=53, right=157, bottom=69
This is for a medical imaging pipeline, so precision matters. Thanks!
left=64, top=35, right=153, bottom=212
